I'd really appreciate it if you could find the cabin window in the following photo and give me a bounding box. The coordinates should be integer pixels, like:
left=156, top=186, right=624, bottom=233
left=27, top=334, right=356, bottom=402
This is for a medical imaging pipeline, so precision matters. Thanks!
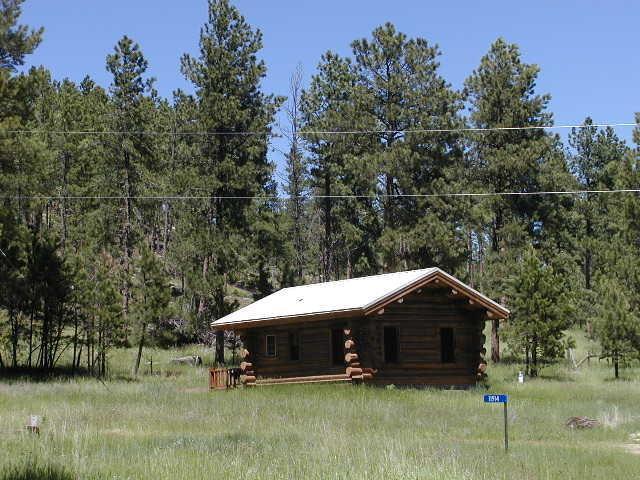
left=265, top=334, right=277, bottom=357
left=384, top=326, right=400, bottom=363
left=440, top=328, right=455, bottom=363
left=331, top=328, right=344, bottom=365
left=289, top=332, right=300, bottom=361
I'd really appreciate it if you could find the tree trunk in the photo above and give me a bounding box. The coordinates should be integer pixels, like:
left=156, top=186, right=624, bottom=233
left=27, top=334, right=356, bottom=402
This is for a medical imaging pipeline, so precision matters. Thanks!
left=491, top=319, right=500, bottom=363
left=197, top=256, right=209, bottom=317
left=531, top=338, right=538, bottom=377
left=215, top=330, right=225, bottom=365
left=489, top=214, right=504, bottom=363
left=122, top=148, right=133, bottom=343
left=10, top=310, right=18, bottom=368
left=72, top=313, right=78, bottom=375
left=614, top=354, right=619, bottom=379
left=162, top=203, right=170, bottom=256
left=134, top=324, right=147, bottom=376
left=60, top=152, right=69, bottom=252
left=322, top=171, right=332, bottom=281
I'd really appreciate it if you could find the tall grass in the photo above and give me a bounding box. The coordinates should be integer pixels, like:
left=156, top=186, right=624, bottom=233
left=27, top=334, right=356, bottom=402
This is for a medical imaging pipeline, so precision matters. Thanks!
left=0, top=463, right=74, bottom=480
left=1, top=335, right=639, bottom=479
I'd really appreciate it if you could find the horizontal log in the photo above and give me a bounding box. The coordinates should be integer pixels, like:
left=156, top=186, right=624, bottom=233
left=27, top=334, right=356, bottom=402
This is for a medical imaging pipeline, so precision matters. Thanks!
left=240, top=362, right=253, bottom=371
left=376, top=362, right=475, bottom=370
left=346, top=367, right=363, bottom=377
left=375, top=371, right=475, bottom=379
left=344, top=339, right=356, bottom=350
left=256, top=374, right=350, bottom=385
left=242, top=376, right=257, bottom=384
left=252, top=362, right=345, bottom=372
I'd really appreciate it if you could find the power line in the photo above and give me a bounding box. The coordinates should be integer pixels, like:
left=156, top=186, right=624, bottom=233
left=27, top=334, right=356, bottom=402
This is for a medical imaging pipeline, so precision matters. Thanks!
left=1, top=188, right=639, bottom=201
left=1, top=122, right=638, bottom=137
left=0, top=246, right=18, bottom=270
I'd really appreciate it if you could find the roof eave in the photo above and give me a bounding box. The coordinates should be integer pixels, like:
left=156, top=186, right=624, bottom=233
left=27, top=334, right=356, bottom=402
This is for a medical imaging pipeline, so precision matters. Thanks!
left=363, top=268, right=509, bottom=319
left=211, top=307, right=363, bottom=331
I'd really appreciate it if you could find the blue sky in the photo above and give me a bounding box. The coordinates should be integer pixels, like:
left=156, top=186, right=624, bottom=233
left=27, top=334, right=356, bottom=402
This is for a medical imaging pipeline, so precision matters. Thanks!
left=19, top=1, right=640, bottom=159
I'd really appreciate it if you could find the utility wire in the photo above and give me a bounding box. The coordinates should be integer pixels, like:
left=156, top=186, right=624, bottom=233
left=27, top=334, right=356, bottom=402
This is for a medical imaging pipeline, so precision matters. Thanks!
left=1, top=122, right=638, bottom=137
left=1, top=188, right=639, bottom=201
left=0, top=246, right=18, bottom=270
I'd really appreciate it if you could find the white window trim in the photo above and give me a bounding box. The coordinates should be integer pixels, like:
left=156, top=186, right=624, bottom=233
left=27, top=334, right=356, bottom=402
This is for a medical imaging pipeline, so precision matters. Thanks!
left=265, top=334, right=277, bottom=357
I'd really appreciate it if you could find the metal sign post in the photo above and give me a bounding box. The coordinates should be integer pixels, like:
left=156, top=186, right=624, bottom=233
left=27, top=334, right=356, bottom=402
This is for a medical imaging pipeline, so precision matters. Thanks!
left=484, top=394, right=509, bottom=452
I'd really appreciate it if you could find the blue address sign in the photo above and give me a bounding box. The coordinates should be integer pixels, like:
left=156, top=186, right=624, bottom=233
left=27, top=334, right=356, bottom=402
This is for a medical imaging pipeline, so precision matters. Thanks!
left=484, top=394, right=508, bottom=403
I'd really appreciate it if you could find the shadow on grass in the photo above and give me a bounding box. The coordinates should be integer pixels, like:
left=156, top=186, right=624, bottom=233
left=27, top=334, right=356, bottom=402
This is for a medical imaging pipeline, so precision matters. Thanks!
left=603, top=376, right=636, bottom=382
left=0, top=463, right=74, bottom=480
left=148, top=431, right=301, bottom=455
left=536, top=372, right=577, bottom=382
left=0, top=366, right=135, bottom=383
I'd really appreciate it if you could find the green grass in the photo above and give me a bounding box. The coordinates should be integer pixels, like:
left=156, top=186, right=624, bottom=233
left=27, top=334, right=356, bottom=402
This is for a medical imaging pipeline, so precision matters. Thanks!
left=1, top=337, right=640, bottom=479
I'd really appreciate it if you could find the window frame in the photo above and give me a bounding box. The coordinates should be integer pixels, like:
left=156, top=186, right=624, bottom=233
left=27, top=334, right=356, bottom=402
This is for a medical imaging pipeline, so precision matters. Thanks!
left=265, top=334, right=277, bottom=358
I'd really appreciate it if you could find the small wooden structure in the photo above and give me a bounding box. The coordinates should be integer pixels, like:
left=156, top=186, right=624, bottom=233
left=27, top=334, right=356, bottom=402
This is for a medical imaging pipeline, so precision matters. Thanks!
left=209, top=367, right=242, bottom=390
left=211, top=268, right=509, bottom=388
left=25, top=415, right=41, bottom=434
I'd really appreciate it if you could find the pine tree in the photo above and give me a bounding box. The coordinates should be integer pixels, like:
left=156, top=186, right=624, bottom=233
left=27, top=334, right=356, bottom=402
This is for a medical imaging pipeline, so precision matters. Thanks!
left=180, top=0, right=282, bottom=360
left=105, top=36, right=156, bottom=339
left=592, top=278, right=640, bottom=379
left=350, top=23, right=466, bottom=272
left=504, top=248, right=574, bottom=376
left=0, top=0, right=43, bottom=71
left=303, top=24, right=468, bottom=279
left=465, top=38, right=558, bottom=362
left=568, top=119, right=627, bottom=288
left=282, top=65, right=309, bottom=285
left=132, top=245, right=170, bottom=375
left=302, top=52, right=372, bottom=280
left=0, top=205, right=28, bottom=367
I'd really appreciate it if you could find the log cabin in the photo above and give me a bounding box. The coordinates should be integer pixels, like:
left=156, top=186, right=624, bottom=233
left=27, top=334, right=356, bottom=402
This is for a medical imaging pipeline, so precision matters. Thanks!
left=211, top=268, right=509, bottom=388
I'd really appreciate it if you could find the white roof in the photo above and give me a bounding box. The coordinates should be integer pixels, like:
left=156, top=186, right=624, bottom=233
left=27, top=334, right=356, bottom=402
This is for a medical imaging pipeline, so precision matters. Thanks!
left=212, top=268, right=508, bottom=329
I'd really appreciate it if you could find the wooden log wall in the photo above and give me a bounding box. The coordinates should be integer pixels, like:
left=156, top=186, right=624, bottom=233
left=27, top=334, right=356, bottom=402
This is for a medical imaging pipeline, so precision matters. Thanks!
left=242, top=319, right=357, bottom=379
left=230, top=286, right=489, bottom=387
left=344, top=327, right=364, bottom=383
left=363, top=287, right=486, bottom=386
left=237, top=333, right=256, bottom=387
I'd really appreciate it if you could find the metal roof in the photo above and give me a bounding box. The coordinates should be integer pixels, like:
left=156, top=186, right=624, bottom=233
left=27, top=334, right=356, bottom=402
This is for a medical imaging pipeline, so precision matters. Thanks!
left=212, top=268, right=509, bottom=329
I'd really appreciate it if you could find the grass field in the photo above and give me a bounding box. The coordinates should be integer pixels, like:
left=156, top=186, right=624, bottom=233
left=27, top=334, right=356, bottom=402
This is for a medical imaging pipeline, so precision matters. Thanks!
left=1, top=332, right=640, bottom=479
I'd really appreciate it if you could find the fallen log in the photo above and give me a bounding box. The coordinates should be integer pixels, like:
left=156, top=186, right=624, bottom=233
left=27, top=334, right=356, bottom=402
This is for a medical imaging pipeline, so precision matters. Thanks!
left=566, top=416, right=600, bottom=429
